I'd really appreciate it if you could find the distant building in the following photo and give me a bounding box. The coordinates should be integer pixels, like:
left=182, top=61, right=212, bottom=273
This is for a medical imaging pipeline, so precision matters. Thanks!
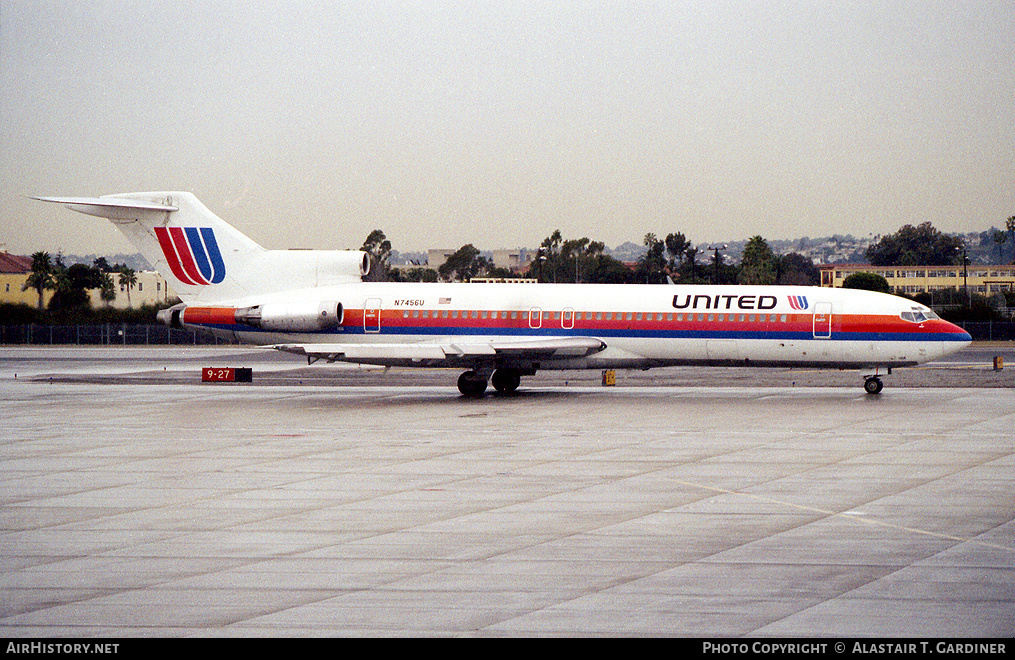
left=469, top=277, right=537, bottom=284
left=0, top=251, right=41, bottom=307
left=87, top=270, right=177, bottom=309
left=426, top=249, right=456, bottom=271
left=428, top=248, right=534, bottom=275
left=491, top=249, right=534, bottom=273
left=820, top=263, right=1015, bottom=296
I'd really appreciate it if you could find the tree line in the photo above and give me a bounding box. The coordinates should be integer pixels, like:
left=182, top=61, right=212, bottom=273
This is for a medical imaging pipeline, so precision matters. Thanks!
left=7, top=252, right=154, bottom=324
left=362, top=213, right=1013, bottom=287
left=7, top=216, right=1009, bottom=327
left=362, top=228, right=821, bottom=286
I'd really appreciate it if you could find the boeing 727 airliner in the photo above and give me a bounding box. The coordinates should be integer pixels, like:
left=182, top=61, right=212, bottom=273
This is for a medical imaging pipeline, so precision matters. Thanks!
left=35, top=192, right=972, bottom=395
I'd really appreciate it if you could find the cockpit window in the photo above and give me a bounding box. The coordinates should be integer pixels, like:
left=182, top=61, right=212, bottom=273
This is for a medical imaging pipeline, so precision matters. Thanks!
left=900, top=307, right=938, bottom=323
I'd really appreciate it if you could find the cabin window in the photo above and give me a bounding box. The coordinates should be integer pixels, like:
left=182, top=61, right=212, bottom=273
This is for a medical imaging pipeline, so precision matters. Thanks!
left=738, top=314, right=745, bottom=322
left=676, top=314, right=683, bottom=321
left=481, top=311, right=488, bottom=319
left=780, top=314, right=787, bottom=322
left=442, top=310, right=449, bottom=318
left=413, top=310, right=420, bottom=318
left=451, top=310, right=458, bottom=318
left=666, top=313, right=673, bottom=321
left=626, top=312, right=633, bottom=321
left=403, top=311, right=409, bottom=318
left=596, top=312, right=602, bottom=320
left=717, top=314, right=724, bottom=322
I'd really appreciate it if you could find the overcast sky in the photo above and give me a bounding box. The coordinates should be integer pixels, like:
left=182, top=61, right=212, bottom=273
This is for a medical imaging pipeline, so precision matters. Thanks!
left=2, top=1, right=1012, bottom=257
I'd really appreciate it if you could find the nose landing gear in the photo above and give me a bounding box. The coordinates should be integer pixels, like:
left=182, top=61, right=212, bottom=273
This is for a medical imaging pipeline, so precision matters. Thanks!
left=863, top=366, right=890, bottom=394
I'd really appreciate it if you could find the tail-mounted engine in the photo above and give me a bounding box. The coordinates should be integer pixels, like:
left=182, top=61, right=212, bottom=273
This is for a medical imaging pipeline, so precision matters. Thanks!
left=236, top=301, right=343, bottom=332
left=159, top=301, right=344, bottom=333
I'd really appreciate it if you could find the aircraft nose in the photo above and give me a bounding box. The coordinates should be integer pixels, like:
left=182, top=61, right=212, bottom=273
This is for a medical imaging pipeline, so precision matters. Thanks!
left=945, top=320, right=972, bottom=345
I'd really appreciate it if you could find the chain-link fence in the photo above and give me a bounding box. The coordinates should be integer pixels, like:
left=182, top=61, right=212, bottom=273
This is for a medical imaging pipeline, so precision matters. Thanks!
left=954, top=321, right=1015, bottom=342
left=0, top=324, right=238, bottom=345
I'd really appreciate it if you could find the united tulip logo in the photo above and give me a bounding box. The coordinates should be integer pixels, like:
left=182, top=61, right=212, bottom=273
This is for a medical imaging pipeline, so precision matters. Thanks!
left=788, top=295, right=809, bottom=310
left=155, top=227, right=226, bottom=285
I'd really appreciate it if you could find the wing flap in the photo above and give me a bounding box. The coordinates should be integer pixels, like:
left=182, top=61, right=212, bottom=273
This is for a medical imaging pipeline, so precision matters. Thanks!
left=275, top=343, right=447, bottom=361
left=486, top=337, right=607, bottom=357
left=273, top=337, right=607, bottom=362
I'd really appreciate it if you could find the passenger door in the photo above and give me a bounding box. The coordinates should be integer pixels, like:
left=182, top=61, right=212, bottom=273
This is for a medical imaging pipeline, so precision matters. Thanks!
left=364, top=298, right=381, bottom=333
left=812, top=302, right=831, bottom=339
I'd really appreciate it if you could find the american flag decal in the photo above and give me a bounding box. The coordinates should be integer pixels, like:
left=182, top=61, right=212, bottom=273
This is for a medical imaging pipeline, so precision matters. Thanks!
left=788, top=295, right=809, bottom=310
left=438, top=297, right=451, bottom=305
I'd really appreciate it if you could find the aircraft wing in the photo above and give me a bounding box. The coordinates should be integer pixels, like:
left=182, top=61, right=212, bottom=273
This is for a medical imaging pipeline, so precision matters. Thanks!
left=273, top=337, right=607, bottom=363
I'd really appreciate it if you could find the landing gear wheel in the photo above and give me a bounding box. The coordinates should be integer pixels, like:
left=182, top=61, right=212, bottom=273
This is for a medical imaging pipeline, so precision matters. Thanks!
left=863, top=377, right=884, bottom=394
left=491, top=368, right=522, bottom=394
left=457, top=371, right=488, bottom=397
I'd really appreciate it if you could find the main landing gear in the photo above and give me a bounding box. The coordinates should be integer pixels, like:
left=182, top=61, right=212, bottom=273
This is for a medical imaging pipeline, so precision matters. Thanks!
left=457, top=371, right=487, bottom=397
left=862, top=366, right=891, bottom=394
left=457, top=368, right=523, bottom=397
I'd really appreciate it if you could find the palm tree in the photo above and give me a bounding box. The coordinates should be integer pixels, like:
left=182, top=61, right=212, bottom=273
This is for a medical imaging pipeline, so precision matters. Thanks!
left=1007, top=216, right=1015, bottom=262
left=22, top=251, right=54, bottom=309
left=665, top=232, right=690, bottom=270
left=992, top=230, right=1007, bottom=265
left=118, top=268, right=137, bottom=307
left=100, top=274, right=116, bottom=307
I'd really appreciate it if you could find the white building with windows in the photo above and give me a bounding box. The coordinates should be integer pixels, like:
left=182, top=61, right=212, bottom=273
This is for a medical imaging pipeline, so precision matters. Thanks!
left=820, top=263, right=1015, bottom=296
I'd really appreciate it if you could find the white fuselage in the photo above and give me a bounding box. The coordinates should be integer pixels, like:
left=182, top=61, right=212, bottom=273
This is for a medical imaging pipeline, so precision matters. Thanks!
left=178, top=281, right=971, bottom=372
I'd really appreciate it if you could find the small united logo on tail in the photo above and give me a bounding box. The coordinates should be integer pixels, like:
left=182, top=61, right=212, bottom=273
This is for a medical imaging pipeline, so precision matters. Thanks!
left=154, top=227, right=226, bottom=286
left=788, top=295, right=809, bottom=310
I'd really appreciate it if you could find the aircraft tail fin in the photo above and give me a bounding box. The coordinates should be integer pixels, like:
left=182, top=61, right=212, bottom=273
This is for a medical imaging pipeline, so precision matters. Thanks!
left=34, top=192, right=369, bottom=304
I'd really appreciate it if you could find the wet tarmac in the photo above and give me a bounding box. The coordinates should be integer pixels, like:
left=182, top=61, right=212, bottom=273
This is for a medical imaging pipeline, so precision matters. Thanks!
left=1, top=345, right=1012, bottom=636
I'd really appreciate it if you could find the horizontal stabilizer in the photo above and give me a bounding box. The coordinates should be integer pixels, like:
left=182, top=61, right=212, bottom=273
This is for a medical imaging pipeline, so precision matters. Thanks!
left=31, top=195, right=178, bottom=221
